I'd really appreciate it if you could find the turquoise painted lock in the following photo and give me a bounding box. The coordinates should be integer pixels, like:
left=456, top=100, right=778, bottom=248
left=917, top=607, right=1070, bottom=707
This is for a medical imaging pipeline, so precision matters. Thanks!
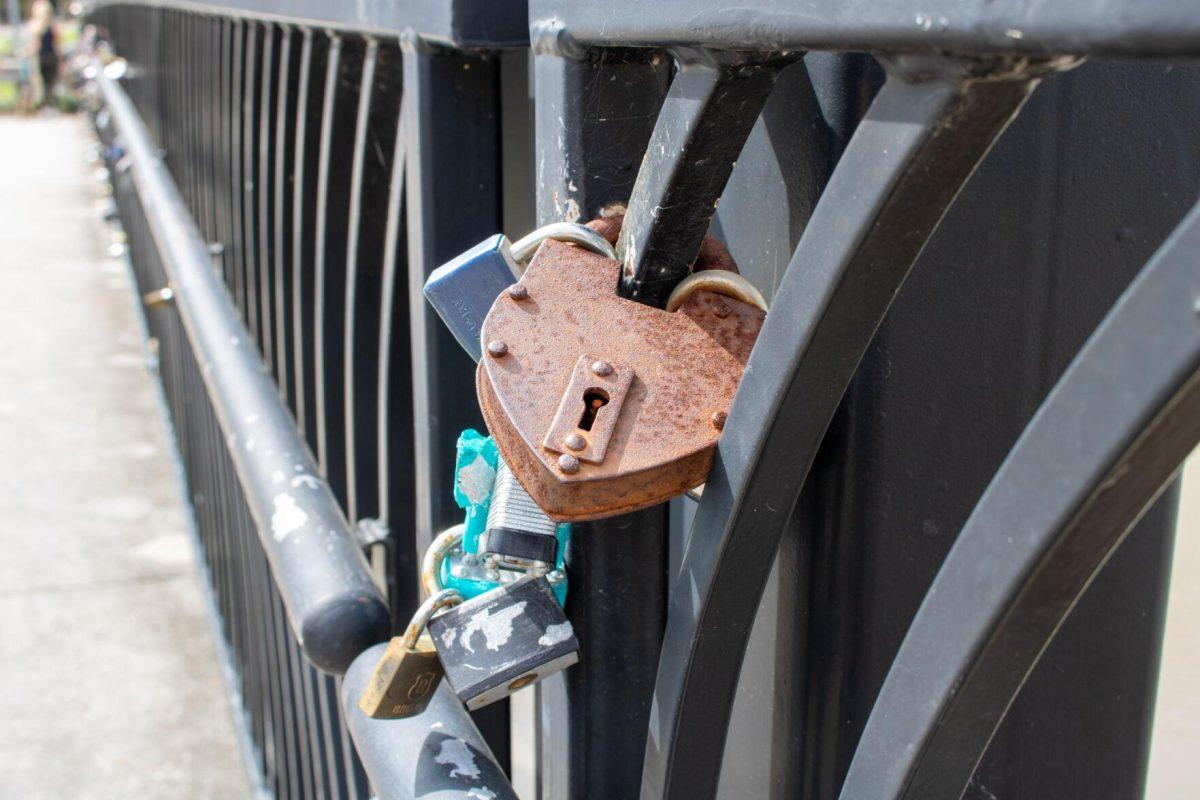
left=428, top=429, right=570, bottom=605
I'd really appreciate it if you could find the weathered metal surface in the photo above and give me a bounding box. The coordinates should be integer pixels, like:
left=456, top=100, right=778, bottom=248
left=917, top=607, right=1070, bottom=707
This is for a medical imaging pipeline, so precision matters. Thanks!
left=427, top=576, right=581, bottom=709
left=477, top=237, right=764, bottom=521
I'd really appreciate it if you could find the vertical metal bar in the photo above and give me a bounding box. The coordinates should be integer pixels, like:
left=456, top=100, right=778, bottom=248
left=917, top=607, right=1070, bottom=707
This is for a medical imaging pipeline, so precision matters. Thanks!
left=344, top=38, right=404, bottom=552
left=317, top=35, right=367, bottom=512
left=242, top=22, right=261, bottom=343
left=188, top=13, right=202, bottom=230
left=201, top=13, right=216, bottom=242
left=216, top=17, right=233, bottom=289
left=254, top=526, right=285, bottom=796
left=374, top=67, right=416, bottom=622
left=399, top=34, right=510, bottom=764
left=312, top=34, right=340, bottom=489
left=233, top=476, right=265, bottom=775
left=332, top=45, right=379, bottom=789
left=310, top=29, right=341, bottom=472
left=399, top=38, right=496, bottom=563
left=529, top=42, right=671, bottom=800
left=273, top=25, right=298, bottom=407
left=292, top=29, right=329, bottom=442
left=228, top=19, right=245, bottom=311
left=319, top=672, right=349, bottom=800
left=342, top=37, right=379, bottom=525
left=309, top=36, right=358, bottom=800
left=299, top=635, right=331, bottom=797
left=281, top=592, right=317, bottom=800
left=257, top=24, right=278, bottom=374
left=266, top=583, right=298, bottom=799
left=291, top=27, right=314, bottom=434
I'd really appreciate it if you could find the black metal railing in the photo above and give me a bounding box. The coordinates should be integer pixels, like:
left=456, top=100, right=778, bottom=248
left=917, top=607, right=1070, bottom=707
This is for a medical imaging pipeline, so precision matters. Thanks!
left=99, top=74, right=382, bottom=799
left=87, top=1, right=1200, bottom=799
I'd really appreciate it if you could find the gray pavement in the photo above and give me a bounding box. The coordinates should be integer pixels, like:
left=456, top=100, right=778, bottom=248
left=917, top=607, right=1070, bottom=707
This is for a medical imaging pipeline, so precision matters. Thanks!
left=0, top=115, right=250, bottom=799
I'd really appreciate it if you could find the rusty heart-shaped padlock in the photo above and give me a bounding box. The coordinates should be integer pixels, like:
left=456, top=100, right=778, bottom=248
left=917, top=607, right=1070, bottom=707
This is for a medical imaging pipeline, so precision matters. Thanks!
left=476, top=219, right=766, bottom=521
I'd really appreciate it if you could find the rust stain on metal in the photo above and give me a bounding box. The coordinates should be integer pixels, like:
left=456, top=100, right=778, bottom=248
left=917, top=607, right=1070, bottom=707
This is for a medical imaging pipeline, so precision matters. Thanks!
left=477, top=228, right=764, bottom=521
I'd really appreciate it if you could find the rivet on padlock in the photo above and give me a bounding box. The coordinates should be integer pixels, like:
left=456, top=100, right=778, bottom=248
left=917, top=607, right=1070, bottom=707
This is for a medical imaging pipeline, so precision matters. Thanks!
left=356, top=588, right=462, bottom=719
left=427, top=576, right=579, bottom=711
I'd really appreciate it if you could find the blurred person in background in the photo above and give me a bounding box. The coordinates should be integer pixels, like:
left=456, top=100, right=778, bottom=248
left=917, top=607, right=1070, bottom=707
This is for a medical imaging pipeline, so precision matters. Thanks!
left=27, top=0, right=57, bottom=108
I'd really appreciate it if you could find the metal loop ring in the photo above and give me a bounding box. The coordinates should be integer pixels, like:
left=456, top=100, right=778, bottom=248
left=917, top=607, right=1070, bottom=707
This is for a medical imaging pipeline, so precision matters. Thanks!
left=401, top=588, right=463, bottom=649
left=510, top=221, right=617, bottom=267
left=664, top=269, right=770, bottom=313
left=421, top=524, right=465, bottom=597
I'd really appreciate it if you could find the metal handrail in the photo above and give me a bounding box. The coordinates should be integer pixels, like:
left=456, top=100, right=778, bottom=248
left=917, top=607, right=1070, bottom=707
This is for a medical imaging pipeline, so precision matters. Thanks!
left=531, top=0, right=1200, bottom=57
left=96, top=66, right=390, bottom=674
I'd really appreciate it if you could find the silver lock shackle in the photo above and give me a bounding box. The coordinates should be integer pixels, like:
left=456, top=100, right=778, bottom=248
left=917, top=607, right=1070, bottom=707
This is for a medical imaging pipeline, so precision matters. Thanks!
left=421, top=524, right=465, bottom=597
left=401, top=588, right=463, bottom=649
left=510, top=222, right=617, bottom=267
left=665, top=269, right=770, bottom=313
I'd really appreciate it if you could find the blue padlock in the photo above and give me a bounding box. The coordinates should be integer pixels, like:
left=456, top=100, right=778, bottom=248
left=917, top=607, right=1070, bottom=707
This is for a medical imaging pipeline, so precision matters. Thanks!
left=423, top=234, right=520, bottom=362
left=423, top=223, right=617, bottom=362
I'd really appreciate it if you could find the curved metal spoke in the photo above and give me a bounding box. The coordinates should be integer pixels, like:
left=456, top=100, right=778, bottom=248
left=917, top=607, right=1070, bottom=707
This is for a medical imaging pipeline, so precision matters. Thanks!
left=839, top=198, right=1200, bottom=800
left=641, top=55, right=1069, bottom=800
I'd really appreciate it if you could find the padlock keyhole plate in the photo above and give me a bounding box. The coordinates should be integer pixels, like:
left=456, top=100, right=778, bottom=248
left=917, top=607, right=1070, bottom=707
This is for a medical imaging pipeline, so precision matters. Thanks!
left=578, top=389, right=609, bottom=431
left=541, top=355, right=632, bottom=465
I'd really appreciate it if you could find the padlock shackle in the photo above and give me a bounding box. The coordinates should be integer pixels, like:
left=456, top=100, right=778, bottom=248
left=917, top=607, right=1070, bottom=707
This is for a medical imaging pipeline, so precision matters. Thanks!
left=664, top=269, right=769, bottom=313
left=421, top=524, right=465, bottom=597
left=401, top=588, right=463, bottom=650
left=511, top=221, right=617, bottom=267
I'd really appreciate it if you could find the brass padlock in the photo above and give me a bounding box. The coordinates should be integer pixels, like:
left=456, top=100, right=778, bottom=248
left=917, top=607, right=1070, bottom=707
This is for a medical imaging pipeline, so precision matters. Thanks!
left=477, top=218, right=766, bottom=521
left=357, top=589, right=462, bottom=719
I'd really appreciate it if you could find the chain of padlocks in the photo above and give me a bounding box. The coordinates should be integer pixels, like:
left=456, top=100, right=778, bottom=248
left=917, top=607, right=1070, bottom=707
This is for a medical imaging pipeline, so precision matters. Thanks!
left=358, top=217, right=768, bottom=720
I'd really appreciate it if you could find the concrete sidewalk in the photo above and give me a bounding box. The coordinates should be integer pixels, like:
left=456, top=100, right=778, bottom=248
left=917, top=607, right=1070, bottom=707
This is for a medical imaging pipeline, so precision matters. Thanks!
left=0, top=115, right=250, bottom=799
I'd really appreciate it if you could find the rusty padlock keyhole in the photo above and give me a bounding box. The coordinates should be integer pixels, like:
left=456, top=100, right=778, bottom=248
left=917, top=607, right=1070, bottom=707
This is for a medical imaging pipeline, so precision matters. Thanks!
left=578, top=390, right=609, bottom=431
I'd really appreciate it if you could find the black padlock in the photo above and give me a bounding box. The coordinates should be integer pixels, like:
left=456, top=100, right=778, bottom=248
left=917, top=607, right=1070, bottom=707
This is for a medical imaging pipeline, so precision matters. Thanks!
left=427, top=576, right=579, bottom=710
